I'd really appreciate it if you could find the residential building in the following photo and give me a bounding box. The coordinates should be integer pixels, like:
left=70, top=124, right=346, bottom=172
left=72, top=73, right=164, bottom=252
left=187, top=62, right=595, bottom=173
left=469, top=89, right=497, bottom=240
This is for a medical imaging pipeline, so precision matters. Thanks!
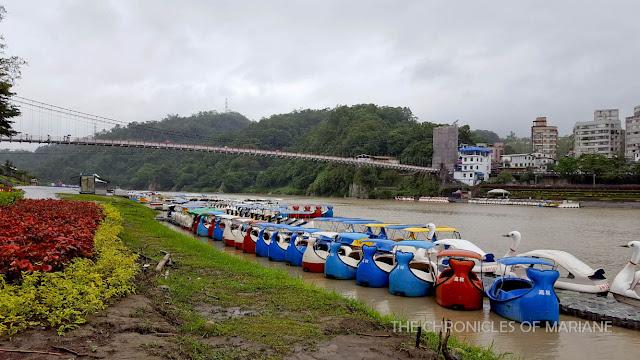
left=432, top=125, right=458, bottom=171
left=486, top=142, right=505, bottom=165
left=500, top=153, right=555, bottom=172
left=625, top=105, right=640, bottom=159
left=453, top=146, right=492, bottom=185
left=573, top=109, right=622, bottom=158
left=531, top=117, right=558, bottom=159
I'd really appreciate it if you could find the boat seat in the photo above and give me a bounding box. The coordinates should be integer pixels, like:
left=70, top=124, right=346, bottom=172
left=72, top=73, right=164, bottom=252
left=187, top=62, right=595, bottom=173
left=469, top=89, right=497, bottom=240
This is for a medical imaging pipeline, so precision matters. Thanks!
left=341, top=255, right=360, bottom=267
left=412, top=268, right=433, bottom=282
left=409, top=261, right=432, bottom=273
left=376, top=261, right=394, bottom=272
left=496, top=288, right=530, bottom=301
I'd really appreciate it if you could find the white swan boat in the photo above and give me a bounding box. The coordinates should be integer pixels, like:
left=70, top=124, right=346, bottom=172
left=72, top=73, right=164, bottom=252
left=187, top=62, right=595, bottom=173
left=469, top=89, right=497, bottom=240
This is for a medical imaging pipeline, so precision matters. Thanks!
left=301, top=231, right=339, bottom=272
left=502, top=231, right=610, bottom=295
left=611, top=241, right=640, bottom=306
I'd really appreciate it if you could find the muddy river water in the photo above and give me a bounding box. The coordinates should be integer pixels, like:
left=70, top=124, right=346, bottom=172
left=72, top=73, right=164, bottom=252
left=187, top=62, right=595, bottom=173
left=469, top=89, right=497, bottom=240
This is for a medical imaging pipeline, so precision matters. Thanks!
left=22, top=187, right=640, bottom=359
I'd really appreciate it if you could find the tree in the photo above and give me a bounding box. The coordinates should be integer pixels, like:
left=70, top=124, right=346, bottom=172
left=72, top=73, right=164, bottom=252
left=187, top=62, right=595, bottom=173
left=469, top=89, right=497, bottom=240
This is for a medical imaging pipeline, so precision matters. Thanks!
left=472, top=129, right=502, bottom=144
left=496, top=170, right=514, bottom=184
left=0, top=6, right=26, bottom=136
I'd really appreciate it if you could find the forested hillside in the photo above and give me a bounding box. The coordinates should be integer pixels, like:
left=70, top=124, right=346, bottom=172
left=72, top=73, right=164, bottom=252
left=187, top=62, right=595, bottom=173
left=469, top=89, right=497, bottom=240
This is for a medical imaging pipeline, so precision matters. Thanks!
left=2, top=104, right=457, bottom=197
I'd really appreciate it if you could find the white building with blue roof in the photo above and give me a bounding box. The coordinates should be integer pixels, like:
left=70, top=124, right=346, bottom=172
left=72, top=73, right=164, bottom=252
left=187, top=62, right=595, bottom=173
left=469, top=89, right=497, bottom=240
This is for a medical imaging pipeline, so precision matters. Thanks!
left=453, top=146, right=493, bottom=185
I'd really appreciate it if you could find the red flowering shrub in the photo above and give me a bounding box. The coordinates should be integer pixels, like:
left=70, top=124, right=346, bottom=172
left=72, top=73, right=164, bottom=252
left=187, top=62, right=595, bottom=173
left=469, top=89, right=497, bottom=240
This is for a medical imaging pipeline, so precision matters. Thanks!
left=0, top=199, right=103, bottom=280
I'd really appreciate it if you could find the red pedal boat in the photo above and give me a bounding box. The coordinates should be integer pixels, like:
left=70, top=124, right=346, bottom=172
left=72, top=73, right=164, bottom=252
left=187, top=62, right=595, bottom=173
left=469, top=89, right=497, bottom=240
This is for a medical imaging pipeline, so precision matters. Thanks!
left=435, top=249, right=484, bottom=310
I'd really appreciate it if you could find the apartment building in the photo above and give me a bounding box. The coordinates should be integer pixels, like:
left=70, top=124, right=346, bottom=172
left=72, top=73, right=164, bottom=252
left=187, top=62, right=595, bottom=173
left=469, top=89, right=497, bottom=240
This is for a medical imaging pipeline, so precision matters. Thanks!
left=625, top=105, right=640, bottom=159
left=573, top=109, right=622, bottom=158
left=453, top=146, right=492, bottom=185
left=531, top=117, right=558, bottom=159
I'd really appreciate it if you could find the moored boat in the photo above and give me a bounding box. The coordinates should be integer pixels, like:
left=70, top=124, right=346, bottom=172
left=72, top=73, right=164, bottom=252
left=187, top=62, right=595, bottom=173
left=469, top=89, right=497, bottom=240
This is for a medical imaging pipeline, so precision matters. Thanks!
left=502, top=231, right=610, bottom=294
left=434, top=249, right=484, bottom=310
left=611, top=241, right=640, bottom=307
left=301, top=231, right=339, bottom=272
left=355, top=239, right=397, bottom=287
left=487, top=257, right=559, bottom=324
left=324, top=233, right=369, bottom=280
left=388, top=240, right=437, bottom=297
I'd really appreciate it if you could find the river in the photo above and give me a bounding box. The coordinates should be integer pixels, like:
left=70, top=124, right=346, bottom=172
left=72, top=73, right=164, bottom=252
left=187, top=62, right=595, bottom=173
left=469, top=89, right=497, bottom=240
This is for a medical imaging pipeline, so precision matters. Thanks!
left=20, top=186, right=640, bottom=359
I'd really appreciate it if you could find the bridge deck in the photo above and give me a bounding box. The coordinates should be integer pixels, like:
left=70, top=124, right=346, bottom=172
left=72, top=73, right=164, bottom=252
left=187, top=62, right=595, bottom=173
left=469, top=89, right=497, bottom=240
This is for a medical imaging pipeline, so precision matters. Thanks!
left=0, top=135, right=438, bottom=173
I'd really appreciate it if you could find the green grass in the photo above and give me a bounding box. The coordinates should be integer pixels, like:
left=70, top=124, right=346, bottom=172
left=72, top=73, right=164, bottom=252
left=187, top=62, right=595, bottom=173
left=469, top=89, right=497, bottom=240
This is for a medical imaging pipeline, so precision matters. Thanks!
left=59, top=194, right=504, bottom=359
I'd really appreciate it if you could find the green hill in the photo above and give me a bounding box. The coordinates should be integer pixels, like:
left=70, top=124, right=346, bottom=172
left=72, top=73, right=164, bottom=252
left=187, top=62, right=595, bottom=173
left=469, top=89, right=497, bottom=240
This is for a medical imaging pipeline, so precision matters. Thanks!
left=2, top=104, right=454, bottom=197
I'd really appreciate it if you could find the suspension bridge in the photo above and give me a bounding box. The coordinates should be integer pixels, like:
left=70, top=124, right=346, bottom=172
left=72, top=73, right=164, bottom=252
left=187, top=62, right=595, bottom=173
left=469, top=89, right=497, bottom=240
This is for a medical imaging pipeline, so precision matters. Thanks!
left=1, top=97, right=439, bottom=173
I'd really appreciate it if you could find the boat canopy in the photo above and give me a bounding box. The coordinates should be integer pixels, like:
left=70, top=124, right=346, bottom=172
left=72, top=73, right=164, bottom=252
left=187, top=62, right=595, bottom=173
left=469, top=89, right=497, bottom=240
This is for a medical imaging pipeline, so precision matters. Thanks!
left=517, top=250, right=597, bottom=277
left=186, top=207, right=224, bottom=215
left=364, top=223, right=404, bottom=227
left=435, top=227, right=458, bottom=232
left=339, top=219, right=382, bottom=224
left=312, top=231, right=339, bottom=239
left=216, top=214, right=240, bottom=220
left=385, top=224, right=425, bottom=229
left=437, top=249, right=483, bottom=260
left=401, top=227, right=431, bottom=233
left=337, top=232, right=370, bottom=244
left=497, top=256, right=554, bottom=266
left=393, top=240, right=436, bottom=250
left=434, top=239, right=486, bottom=257
left=359, top=239, right=398, bottom=251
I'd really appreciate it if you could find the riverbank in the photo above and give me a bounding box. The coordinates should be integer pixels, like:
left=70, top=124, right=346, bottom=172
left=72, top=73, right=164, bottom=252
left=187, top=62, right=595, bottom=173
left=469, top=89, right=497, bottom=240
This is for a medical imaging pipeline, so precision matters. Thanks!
left=0, top=194, right=501, bottom=359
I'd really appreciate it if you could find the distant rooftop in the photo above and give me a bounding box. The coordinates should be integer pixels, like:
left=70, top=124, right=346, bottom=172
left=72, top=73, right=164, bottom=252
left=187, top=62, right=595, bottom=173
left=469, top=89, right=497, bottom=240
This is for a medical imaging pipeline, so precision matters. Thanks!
left=459, top=146, right=493, bottom=153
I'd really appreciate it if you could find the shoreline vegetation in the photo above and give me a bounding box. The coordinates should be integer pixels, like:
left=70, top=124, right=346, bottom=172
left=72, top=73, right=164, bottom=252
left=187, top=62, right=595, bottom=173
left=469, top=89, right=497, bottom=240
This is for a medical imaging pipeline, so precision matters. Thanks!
left=23, top=194, right=503, bottom=359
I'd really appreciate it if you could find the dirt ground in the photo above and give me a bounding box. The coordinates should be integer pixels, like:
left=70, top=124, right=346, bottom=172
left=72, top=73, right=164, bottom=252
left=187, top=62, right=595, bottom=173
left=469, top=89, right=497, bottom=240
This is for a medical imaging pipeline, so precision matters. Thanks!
left=0, top=282, right=439, bottom=360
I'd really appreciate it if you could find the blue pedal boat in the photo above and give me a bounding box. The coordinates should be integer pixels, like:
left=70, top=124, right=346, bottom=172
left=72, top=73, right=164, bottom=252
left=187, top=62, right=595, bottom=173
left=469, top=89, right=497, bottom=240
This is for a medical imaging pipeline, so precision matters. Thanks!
left=324, top=233, right=369, bottom=280
left=487, top=257, right=560, bottom=324
left=196, top=212, right=224, bottom=237
left=355, top=239, right=397, bottom=287
left=389, top=240, right=437, bottom=297
left=284, top=227, right=321, bottom=266
left=255, top=223, right=286, bottom=258
left=267, top=224, right=317, bottom=262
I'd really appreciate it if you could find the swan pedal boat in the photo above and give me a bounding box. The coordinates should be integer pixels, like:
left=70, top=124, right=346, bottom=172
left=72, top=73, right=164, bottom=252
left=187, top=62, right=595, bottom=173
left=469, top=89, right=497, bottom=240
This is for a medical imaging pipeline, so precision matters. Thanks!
left=268, top=225, right=322, bottom=262
left=389, top=240, right=437, bottom=297
left=501, top=231, right=610, bottom=294
left=222, top=217, right=252, bottom=247
left=432, top=239, right=498, bottom=275
left=302, top=231, right=339, bottom=272
left=284, top=228, right=322, bottom=266
left=195, top=213, right=221, bottom=237
left=487, top=257, right=559, bottom=324
left=324, top=233, right=370, bottom=280
left=611, top=241, right=640, bottom=307
left=435, top=249, right=484, bottom=310
left=355, top=239, right=398, bottom=287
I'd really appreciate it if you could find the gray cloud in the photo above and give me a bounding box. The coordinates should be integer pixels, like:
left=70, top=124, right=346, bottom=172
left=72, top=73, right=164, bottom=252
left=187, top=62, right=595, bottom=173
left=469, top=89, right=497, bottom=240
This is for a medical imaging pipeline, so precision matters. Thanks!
left=2, top=0, right=640, bottom=141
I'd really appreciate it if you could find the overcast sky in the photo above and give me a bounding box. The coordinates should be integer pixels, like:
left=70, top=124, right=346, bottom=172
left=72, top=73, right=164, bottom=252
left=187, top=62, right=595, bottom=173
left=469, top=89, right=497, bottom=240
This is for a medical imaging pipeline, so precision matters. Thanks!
left=3, top=0, right=640, bottom=140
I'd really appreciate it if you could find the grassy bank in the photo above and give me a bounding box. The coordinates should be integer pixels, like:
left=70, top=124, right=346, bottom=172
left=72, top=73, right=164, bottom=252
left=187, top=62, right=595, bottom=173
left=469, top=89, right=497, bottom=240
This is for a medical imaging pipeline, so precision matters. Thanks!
left=59, top=194, right=503, bottom=359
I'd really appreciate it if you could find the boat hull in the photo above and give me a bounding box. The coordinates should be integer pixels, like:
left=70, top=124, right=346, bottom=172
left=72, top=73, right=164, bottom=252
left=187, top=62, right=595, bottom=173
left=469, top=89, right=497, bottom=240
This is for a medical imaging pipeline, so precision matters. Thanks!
left=356, top=246, right=390, bottom=288
left=434, top=259, right=483, bottom=310
left=285, top=244, right=305, bottom=266
left=325, top=243, right=358, bottom=280
left=487, top=269, right=560, bottom=324
left=268, top=240, right=287, bottom=262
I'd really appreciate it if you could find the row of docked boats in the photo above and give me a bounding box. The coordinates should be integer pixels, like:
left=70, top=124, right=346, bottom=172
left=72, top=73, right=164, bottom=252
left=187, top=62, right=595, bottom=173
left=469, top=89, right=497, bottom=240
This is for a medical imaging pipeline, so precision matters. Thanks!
left=159, top=199, right=640, bottom=325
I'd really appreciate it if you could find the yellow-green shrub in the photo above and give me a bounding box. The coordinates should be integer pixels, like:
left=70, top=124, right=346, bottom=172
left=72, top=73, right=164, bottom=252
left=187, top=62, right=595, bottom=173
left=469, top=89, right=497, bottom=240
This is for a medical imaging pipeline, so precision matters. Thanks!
left=0, top=204, right=138, bottom=336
